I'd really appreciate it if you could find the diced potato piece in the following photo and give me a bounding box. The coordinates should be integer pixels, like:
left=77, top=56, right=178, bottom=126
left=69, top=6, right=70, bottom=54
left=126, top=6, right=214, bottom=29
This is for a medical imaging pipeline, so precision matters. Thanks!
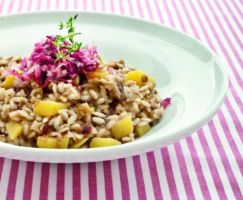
left=111, top=116, right=133, bottom=140
left=3, top=75, right=15, bottom=89
left=37, top=136, right=57, bottom=148
left=90, top=137, right=121, bottom=148
left=71, top=137, right=90, bottom=148
left=37, top=136, right=70, bottom=149
left=34, top=100, right=67, bottom=117
left=56, top=137, right=70, bottom=149
left=86, top=68, right=108, bottom=79
left=125, top=70, right=155, bottom=85
left=135, top=124, right=151, bottom=137
left=6, top=121, right=23, bottom=140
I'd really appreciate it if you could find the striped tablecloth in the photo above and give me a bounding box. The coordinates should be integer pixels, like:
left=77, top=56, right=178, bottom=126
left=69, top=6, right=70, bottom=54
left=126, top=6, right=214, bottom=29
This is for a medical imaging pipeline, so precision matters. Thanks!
left=0, top=0, right=242, bottom=199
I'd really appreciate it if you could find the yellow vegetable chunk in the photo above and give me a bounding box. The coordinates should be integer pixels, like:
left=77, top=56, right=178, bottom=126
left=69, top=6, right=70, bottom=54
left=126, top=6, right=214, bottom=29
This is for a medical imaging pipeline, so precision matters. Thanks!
left=6, top=121, right=23, bottom=140
left=86, top=68, right=108, bottom=79
left=56, top=137, right=70, bottom=149
left=90, top=137, right=121, bottom=148
left=125, top=70, right=155, bottom=85
left=37, top=136, right=57, bottom=148
left=3, top=75, right=16, bottom=89
left=135, top=124, right=151, bottom=137
left=37, top=136, right=70, bottom=149
left=111, top=116, right=133, bottom=140
left=34, top=100, right=67, bottom=117
left=71, top=137, right=90, bottom=148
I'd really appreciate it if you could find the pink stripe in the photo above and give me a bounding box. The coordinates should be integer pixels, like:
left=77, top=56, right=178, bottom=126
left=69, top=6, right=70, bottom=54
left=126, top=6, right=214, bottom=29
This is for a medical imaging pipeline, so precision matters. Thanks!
left=135, top=0, right=144, bottom=18
left=132, top=156, right=147, bottom=200
left=187, top=0, right=242, bottom=111
left=88, top=162, right=97, bottom=200
left=146, top=152, right=163, bottom=200
left=39, top=163, right=50, bottom=200
left=186, top=137, right=212, bottom=200
left=74, top=0, right=78, bottom=10
left=23, top=162, right=34, bottom=200
left=7, top=0, right=14, bottom=13
left=174, top=143, right=196, bottom=200
left=103, top=161, right=114, bottom=200
left=171, top=1, right=186, bottom=31
left=56, top=164, right=65, bottom=200
left=197, top=129, right=227, bottom=199
left=27, top=0, right=32, bottom=11
left=204, top=0, right=243, bottom=65
left=118, top=0, right=125, bottom=14
left=118, top=159, right=130, bottom=200
left=127, top=0, right=134, bottom=16
left=197, top=0, right=243, bottom=88
left=17, top=0, right=23, bottom=12
left=65, top=0, right=69, bottom=10
left=6, top=160, right=19, bottom=200
left=160, top=148, right=179, bottom=200
left=101, top=0, right=105, bottom=12
left=214, top=0, right=243, bottom=46
left=83, top=0, right=87, bottom=11
left=109, top=0, right=115, bottom=13
left=208, top=121, right=242, bottom=199
left=36, top=0, right=41, bottom=10
left=92, top=0, right=97, bottom=11
left=145, top=0, right=154, bottom=21
left=56, top=0, right=60, bottom=10
left=72, top=164, right=81, bottom=200
left=0, top=157, right=5, bottom=181
left=220, top=0, right=243, bottom=33
left=227, top=0, right=242, bottom=17
left=153, top=0, right=165, bottom=23
left=161, top=1, right=175, bottom=27
left=224, top=96, right=243, bottom=140
left=0, top=0, right=5, bottom=14
left=46, top=0, right=51, bottom=10
left=218, top=109, right=243, bottom=173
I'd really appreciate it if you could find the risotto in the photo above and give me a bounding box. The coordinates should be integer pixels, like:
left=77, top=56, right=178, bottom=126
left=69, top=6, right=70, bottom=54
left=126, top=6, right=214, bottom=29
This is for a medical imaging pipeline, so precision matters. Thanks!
left=0, top=15, right=170, bottom=149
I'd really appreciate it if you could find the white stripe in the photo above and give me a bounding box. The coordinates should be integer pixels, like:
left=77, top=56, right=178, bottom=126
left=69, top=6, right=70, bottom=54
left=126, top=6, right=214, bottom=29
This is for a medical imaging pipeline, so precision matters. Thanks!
left=139, top=154, right=155, bottom=200
left=48, top=164, right=57, bottom=200
left=96, top=162, right=106, bottom=200
left=122, top=0, right=132, bottom=16
left=227, top=90, right=243, bottom=123
left=230, top=0, right=243, bottom=11
left=129, top=0, right=140, bottom=18
left=105, top=0, right=113, bottom=13
left=224, top=0, right=243, bottom=23
left=21, top=0, right=30, bottom=12
left=10, top=0, right=20, bottom=13
left=30, top=0, right=38, bottom=11
left=148, top=0, right=160, bottom=23
left=155, top=0, right=171, bottom=24
left=213, top=116, right=243, bottom=186
left=110, top=160, right=122, bottom=200
left=64, top=164, right=73, bottom=200
left=167, top=145, right=188, bottom=200
left=203, top=125, right=235, bottom=200
left=95, top=0, right=103, bottom=12
left=179, top=140, right=205, bottom=200
left=31, top=163, right=41, bottom=200
left=0, top=159, right=12, bottom=199
left=221, top=104, right=243, bottom=152
left=0, top=0, right=10, bottom=14
left=80, top=163, right=89, bottom=200
left=198, top=0, right=242, bottom=76
left=153, top=150, right=171, bottom=200
left=85, top=0, right=93, bottom=11
left=125, top=157, right=139, bottom=200
left=14, top=161, right=26, bottom=199
left=192, top=134, right=221, bottom=200
left=182, top=0, right=243, bottom=101
left=215, top=0, right=242, bottom=34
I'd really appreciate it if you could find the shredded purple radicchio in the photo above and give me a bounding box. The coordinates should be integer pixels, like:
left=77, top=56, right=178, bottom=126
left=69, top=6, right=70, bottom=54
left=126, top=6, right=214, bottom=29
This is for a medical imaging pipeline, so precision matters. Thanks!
left=161, top=98, right=171, bottom=109
left=12, top=36, right=100, bottom=87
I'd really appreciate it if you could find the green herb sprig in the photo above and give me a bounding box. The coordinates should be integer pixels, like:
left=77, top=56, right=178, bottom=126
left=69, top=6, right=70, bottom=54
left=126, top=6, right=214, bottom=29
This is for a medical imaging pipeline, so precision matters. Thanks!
left=53, top=14, right=82, bottom=61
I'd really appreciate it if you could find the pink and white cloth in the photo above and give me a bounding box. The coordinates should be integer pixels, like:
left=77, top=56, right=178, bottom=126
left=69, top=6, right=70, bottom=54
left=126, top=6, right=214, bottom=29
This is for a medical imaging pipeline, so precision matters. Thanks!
left=0, top=0, right=242, bottom=199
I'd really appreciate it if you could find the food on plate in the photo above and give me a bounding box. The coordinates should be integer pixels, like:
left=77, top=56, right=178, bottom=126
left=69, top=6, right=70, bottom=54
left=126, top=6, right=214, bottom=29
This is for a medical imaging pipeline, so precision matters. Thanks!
left=0, top=15, right=170, bottom=149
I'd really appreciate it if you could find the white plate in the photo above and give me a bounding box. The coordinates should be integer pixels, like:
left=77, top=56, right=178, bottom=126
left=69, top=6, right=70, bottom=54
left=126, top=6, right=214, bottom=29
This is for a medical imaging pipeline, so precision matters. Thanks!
left=0, top=12, right=228, bottom=163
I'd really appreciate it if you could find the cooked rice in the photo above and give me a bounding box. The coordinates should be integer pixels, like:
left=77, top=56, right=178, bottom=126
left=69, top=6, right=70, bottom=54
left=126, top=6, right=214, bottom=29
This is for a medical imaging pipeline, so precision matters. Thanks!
left=0, top=56, right=163, bottom=148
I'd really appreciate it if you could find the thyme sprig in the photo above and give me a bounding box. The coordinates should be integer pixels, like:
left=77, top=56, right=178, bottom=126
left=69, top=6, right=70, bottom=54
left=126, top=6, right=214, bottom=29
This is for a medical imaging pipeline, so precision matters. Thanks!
left=53, top=14, right=82, bottom=61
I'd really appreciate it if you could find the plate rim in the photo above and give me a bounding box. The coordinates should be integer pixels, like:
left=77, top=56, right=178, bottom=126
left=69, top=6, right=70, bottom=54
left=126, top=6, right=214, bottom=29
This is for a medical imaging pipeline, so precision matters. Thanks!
left=0, top=11, right=228, bottom=163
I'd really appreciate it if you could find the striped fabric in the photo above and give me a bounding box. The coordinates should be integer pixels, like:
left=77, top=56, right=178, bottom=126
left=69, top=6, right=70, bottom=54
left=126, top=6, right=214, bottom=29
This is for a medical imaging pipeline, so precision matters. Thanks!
left=0, top=0, right=242, bottom=199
